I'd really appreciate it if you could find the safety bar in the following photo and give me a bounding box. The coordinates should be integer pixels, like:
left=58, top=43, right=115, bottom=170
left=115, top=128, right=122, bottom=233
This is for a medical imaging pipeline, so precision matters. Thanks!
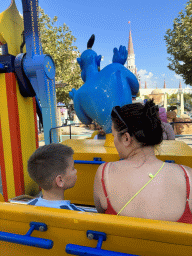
left=74, top=160, right=105, bottom=165
left=66, top=230, right=138, bottom=256
left=0, top=222, right=53, bottom=249
left=74, top=159, right=174, bottom=165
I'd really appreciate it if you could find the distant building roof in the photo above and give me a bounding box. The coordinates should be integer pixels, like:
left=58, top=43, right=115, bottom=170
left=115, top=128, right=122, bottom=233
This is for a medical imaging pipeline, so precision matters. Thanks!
left=151, top=89, right=163, bottom=95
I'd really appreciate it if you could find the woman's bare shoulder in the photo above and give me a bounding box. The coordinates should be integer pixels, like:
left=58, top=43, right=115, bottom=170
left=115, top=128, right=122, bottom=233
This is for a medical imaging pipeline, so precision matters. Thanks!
left=95, top=163, right=105, bottom=178
left=176, top=164, right=192, bottom=172
left=170, top=163, right=192, bottom=183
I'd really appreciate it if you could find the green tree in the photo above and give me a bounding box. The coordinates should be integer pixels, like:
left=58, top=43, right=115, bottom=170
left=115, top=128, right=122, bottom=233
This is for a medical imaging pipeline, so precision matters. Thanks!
left=164, top=0, right=192, bottom=85
left=167, top=93, right=192, bottom=110
left=184, top=92, right=192, bottom=109
left=167, top=93, right=177, bottom=106
left=144, top=95, right=150, bottom=100
left=39, top=7, right=83, bottom=105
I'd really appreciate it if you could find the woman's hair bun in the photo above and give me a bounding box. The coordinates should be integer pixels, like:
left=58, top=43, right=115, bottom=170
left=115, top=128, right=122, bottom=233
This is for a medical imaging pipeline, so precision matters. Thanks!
left=111, top=99, right=163, bottom=147
left=143, top=100, right=159, bottom=118
left=141, top=99, right=163, bottom=146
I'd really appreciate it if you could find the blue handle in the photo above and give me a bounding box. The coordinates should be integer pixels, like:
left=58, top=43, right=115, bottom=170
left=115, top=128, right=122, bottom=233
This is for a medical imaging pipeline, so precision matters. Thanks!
left=66, top=244, right=138, bottom=256
left=66, top=230, right=139, bottom=256
left=0, top=222, right=53, bottom=249
left=74, top=160, right=105, bottom=165
left=0, top=231, right=53, bottom=249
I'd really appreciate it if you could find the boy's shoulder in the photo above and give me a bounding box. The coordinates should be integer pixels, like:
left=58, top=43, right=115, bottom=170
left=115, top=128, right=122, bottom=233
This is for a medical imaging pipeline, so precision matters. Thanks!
left=27, top=197, right=84, bottom=211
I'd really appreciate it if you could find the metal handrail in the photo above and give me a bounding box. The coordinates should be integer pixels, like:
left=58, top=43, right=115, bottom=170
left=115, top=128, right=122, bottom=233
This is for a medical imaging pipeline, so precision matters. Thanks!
left=49, top=123, right=91, bottom=143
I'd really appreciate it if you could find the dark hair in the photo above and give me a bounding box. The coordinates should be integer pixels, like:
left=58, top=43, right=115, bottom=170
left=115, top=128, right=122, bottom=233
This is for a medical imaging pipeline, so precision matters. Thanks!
left=111, top=99, right=163, bottom=146
left=28, top=143, right=74, bottom=190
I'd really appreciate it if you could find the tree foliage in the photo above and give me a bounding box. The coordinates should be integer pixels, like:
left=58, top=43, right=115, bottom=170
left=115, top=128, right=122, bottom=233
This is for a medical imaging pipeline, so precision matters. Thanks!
left=164, top=0, right=192, bottom=85
left=39, top=7, right=83, bottom=105
left=167, top=93, right=177, bottom=106
left=184, top=92, right=192, bottom=109
left=167, top=92, right=192, bottom=110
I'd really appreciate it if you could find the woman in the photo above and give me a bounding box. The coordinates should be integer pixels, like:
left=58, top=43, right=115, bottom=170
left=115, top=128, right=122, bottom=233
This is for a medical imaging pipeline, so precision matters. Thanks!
left=159, top=107, right=175, bottom=140
left=94, top=100, right=192, bottom=223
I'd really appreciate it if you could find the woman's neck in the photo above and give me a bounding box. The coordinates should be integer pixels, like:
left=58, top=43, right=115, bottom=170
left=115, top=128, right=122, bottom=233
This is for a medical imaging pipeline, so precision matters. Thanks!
left=125, top=146, right=156, bottom=163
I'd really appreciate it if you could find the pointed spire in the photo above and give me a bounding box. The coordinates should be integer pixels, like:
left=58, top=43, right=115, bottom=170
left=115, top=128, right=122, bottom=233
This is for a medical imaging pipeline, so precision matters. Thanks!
left=135, top=67, right=137, bottom=76
left=164, top=79, right=166, bottom=89
left=128, top=31, right=134, bottom=55
left=179, top=80, right=182, bottom=89
left=145, top=81, right=147, bottom=89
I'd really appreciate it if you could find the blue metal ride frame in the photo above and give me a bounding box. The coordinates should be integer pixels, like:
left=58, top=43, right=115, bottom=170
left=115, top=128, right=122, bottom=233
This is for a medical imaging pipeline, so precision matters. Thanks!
left=66, top=230, right=139, bottom=256
left=0, top=222, right=53, bottom=249
left=20, top=0, right=59, bottom=144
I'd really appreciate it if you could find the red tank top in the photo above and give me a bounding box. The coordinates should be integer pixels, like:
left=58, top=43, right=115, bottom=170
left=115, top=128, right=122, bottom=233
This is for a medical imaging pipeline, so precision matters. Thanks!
left=101, top=162, right=192, bottom=223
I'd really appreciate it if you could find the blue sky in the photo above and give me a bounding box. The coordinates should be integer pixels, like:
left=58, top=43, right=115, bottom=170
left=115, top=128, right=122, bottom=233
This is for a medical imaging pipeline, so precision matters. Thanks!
left=1, top=0, right=189, bottom=89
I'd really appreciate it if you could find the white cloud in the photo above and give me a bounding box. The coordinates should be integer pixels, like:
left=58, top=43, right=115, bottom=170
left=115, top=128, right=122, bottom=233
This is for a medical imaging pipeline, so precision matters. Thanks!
left=174, top=74, right=182, bottom=80
left=138, top=69, right=154, bottom=87
left=162, top=74, right=165, bottom=77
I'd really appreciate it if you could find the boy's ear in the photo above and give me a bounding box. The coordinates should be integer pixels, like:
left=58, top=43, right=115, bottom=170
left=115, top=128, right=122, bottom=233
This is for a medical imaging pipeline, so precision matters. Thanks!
left=55, top=175, right=65, bottom=188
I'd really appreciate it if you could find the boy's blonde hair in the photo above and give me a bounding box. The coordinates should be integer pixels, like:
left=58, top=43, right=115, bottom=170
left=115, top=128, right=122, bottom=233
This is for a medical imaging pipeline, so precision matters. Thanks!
left=28, top=143, right=74, bottom=190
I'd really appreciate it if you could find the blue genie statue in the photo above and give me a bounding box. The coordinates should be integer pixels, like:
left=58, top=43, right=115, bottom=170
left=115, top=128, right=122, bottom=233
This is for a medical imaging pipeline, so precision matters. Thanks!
left=69, top=35, right=139, bottom=133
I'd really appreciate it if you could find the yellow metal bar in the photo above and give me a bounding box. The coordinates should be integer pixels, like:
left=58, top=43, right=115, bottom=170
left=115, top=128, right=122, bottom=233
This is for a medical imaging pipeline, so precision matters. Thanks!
left=0, top=74, right=15, bottom=200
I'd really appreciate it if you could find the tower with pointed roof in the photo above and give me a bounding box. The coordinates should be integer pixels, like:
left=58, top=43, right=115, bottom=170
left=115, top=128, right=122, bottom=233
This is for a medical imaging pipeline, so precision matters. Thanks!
left=179, top=80, right=182, bottom=89
left=127, top=31, right=136, bottom=75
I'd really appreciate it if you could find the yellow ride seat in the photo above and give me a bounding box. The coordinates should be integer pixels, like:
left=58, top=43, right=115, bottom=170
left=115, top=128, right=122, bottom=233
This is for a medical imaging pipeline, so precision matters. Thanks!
left=0, top=194, right=4, bottom=202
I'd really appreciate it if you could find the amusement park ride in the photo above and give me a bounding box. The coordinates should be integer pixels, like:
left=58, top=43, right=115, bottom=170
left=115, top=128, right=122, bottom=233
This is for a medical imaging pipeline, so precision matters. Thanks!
left=0, top=1, right=192, bottom=256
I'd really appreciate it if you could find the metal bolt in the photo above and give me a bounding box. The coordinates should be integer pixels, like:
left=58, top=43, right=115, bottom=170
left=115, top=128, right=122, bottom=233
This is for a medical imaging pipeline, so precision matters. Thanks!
left=87, top=233, right=94, bottom=240
left=39, top=226, right=45, bottom=232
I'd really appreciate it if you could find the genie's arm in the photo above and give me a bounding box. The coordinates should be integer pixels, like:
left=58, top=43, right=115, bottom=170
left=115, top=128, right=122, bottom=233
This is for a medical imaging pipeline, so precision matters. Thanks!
left=126, top=71, right=139, bottom=97
left=112, top=46, right=128, bottom=65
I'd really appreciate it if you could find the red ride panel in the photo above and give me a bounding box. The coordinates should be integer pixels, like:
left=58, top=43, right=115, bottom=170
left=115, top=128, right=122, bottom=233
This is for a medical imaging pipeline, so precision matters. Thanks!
left=5, top=73, right=25, bottom=196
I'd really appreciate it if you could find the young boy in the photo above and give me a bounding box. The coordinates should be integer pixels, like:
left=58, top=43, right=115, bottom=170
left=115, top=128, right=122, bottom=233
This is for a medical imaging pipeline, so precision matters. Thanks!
left=27, top=143, right=84, bottom=211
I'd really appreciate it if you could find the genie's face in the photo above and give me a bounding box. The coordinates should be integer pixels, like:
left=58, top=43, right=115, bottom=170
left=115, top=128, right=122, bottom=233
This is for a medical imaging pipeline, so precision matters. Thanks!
left=81, top=50, right=98, bottom=66
left=77, top=50, right=101, bottom=82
